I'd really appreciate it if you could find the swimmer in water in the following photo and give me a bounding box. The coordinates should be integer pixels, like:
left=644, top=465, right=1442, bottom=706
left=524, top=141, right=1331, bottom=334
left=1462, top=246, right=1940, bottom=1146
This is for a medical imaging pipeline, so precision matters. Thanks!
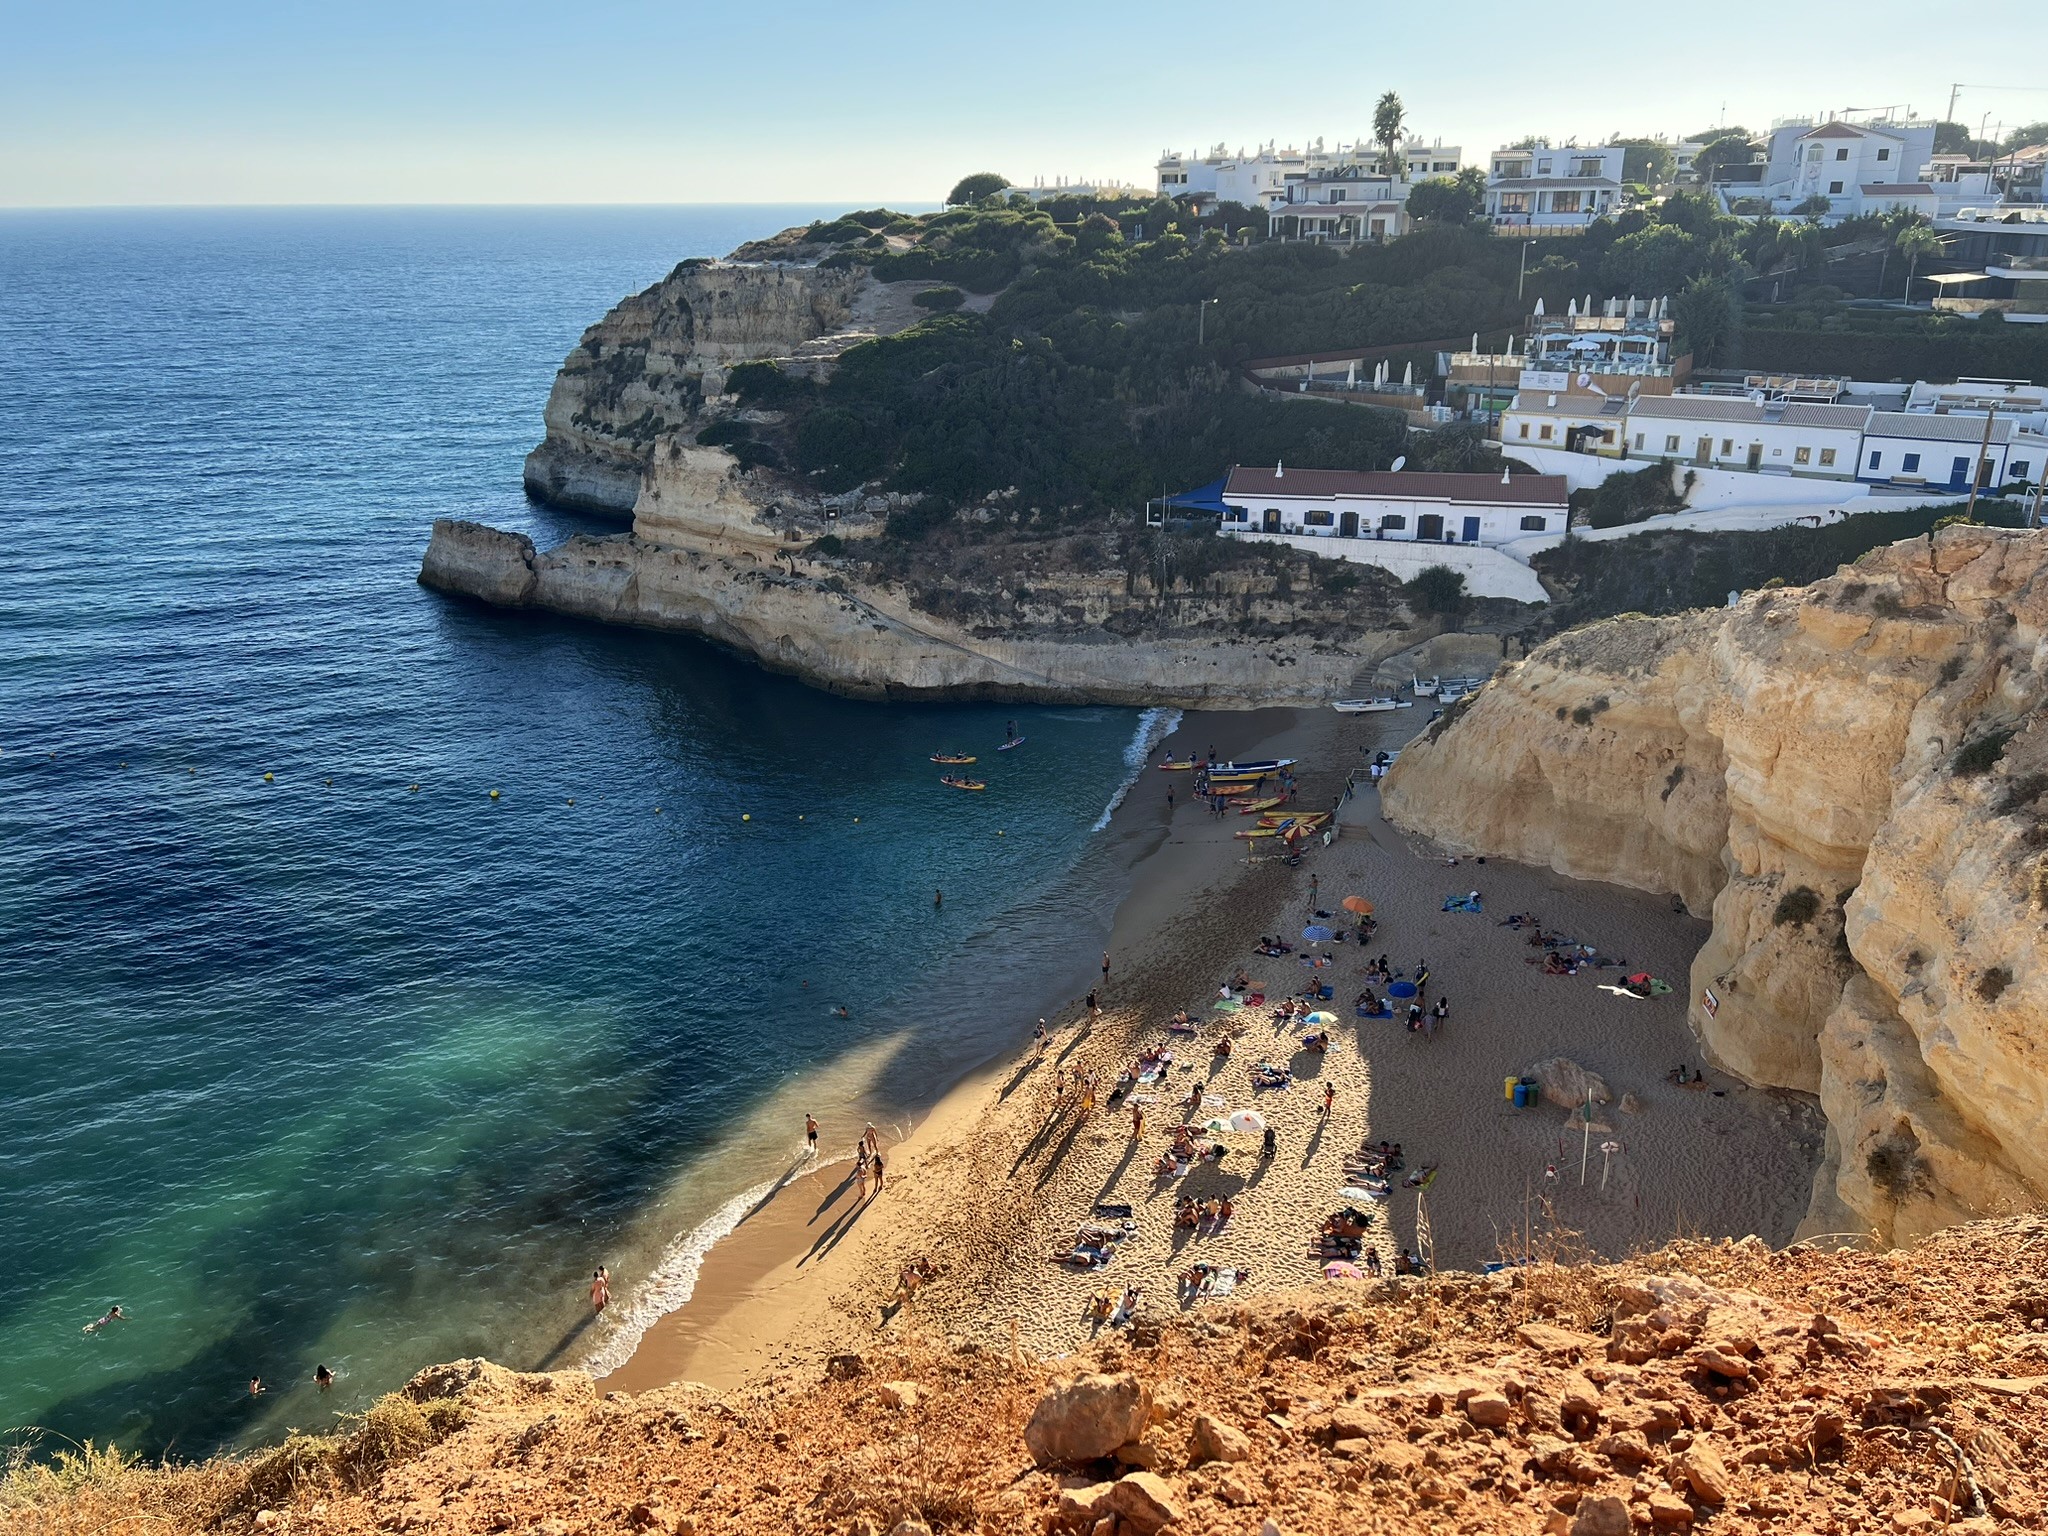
left=83, top=1304, right=124, bottom=1334
left=315, top=1364, right=335, bottom=1391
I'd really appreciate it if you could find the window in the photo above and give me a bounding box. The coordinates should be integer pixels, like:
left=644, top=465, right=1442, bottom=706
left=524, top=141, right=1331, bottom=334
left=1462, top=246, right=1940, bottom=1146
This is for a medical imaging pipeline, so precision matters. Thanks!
left=1224, top=506, right=1247, bottom=521
left=1721, top=439, right=1734, bottom=455
left=1877, top=148, right=1891, bottom=162
left=1820, top=448, right=1836, bottom=467
left=1664, top=434, right=1680, bottom=452
left=1329, top=189, right=1346, bottom=202
left=1828, top=181, right=1844, bottom=195
left=1498, top=192, right=1529, bottom=213
left=1903, top=453, right=1921, bottom=473
left=1536, top=159, right=1552, bottom=175
left=1519, top=515, right=1548, bottom=531
left=2015, top=461, right=2032, bottom=481
left=1550, top=191, right=1583, bottom=214
left=1795, top=447, right=1811, bottom=465
left=1634, top=433, right=1646, bottom=450
left=1869, top=450, right=1882, bottom=470
left=1305, top=509, right=1334, bottom=527
left=1379, top=514, right=1407, bottom=530
left=1539, top=424, right=1554, bottom=441
left=1836, top=148, right=1850, bottom=162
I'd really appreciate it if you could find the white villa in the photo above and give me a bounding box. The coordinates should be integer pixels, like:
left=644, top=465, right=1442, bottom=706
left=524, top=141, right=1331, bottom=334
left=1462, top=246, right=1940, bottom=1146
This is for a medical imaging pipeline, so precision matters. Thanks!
left=1156, top=139, right=1462, bottom=213
left=1484, top=144, right=1626, bottom=231
left=1751, top=116, right=1938, bottom=221
left=1220, top=465, right=1569, bottom=545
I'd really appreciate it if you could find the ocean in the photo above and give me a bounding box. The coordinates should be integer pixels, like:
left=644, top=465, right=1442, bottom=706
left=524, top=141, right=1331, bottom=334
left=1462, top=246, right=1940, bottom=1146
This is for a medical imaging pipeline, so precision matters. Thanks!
left=0, top=206, right=1168, bottom=1455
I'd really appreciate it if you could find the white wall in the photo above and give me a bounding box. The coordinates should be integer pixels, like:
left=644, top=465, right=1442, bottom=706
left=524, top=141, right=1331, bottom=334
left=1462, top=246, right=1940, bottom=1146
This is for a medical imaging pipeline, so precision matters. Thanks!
left=1505, top=443, right=1974, bottom=512
left=1224, top=530, right=1550, bottom=603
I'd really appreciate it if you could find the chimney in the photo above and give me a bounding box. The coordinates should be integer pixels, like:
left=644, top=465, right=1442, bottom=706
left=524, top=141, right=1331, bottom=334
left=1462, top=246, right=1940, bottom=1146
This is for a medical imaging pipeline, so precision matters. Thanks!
left=1275, top=460, right=1284, bottom=479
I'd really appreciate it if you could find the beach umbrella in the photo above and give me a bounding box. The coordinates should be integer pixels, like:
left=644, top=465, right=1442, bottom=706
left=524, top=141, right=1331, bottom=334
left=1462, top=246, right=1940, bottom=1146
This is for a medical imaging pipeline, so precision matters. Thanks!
left=1202, top=1117, right=1233, bottom=1136
left=1323, top=1260, right=1364, bottom=1280
left=1387, top=980, right=1418, bottom=999
left=1302, top=924, right=1334, bottom=942
left=1227, top=1109, right=1267, bottom=1134
left=1341, top=896, right=1374, bottom=915
left=1304, top=1011, right=1337, bottom=1026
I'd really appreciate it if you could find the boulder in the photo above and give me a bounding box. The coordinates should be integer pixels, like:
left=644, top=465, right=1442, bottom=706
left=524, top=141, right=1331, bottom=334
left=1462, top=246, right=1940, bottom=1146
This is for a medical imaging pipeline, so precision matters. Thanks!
left=1106, top=1472, right=1183, bottom=1536
left=1526, top=1057, right=1612, bottom=1110
left=1669, top=1441, right=1733, bottom=1505
left=1025, top=1373, right=1153, bottom=1466
left=875, top=1380, right=919, bottom=1409
left=1189, top=1412, right=1251, bottom=1464
left=1570, top=1495, right=1632, bottom=1536
left=1516, top=1321, right=1603, bottom=1358
left=1464, top=1391, right=1514, bottom=1428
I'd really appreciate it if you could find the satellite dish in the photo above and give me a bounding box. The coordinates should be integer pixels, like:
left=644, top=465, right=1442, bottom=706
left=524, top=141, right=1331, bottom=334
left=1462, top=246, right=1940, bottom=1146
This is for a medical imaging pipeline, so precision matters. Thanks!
left=1390, top=456, right=1407, bottom=473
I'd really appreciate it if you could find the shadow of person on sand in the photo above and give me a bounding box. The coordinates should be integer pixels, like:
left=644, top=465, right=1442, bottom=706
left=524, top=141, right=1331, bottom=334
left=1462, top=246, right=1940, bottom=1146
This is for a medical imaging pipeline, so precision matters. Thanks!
left=1300, top=1109, right=1330, bottom=1169
left=810, top=1166, right=861, bottom=1223
left=800, top=1189, right=875, bottom=1266
left=1094, top=1136, right=1139, bottom=1205
left=1032, top=1111, right=1092, bottom=1191
left=997, top=1052, right=1040, bottom=1102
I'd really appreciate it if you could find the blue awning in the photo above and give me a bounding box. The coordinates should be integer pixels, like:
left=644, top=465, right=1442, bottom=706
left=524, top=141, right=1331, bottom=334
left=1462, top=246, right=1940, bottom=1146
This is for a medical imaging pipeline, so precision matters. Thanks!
left=1160, top=476, right=1231, bottom=513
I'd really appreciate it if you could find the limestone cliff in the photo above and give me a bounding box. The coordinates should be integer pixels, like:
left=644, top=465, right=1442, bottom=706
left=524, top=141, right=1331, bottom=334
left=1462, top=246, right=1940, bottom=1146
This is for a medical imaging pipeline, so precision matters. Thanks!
left=420, top=519, right=1409, bottom=705
left=430, top=235, right=1434, bottom=705
left=1384, top=526, right=2048, bottom=1245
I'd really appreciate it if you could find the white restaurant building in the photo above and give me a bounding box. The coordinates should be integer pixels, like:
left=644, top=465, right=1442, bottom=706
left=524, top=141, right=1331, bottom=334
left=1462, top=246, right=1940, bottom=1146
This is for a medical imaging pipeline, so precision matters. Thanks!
left=1220, top=465, right=1570, bottom=544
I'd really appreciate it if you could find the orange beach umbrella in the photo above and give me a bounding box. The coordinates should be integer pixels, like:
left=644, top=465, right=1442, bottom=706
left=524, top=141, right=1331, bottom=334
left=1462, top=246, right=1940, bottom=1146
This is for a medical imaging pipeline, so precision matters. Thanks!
left=1342, top=896, right=1374, bottom=915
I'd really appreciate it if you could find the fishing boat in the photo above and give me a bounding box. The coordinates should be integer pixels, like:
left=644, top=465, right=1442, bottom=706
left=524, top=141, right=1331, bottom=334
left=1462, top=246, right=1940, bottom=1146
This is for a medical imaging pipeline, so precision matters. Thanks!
left=930, top=753, right=978, bottom=765
left=939, top=775, right=988, bottom=791
left=1411, top=676, right=1441, bottom=697
left=997, top=737, right=1027, bottom=752
left=1331, top=698, right=1413, bottom=714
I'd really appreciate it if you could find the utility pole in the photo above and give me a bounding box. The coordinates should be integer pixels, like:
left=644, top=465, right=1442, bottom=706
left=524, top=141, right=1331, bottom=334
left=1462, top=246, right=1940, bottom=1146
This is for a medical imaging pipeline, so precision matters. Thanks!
left=1947, top=82, right=1962, bottom=124
left=1964, top=404, right=1998, bottom=522
left=1517, top=239, right=1534, bottom=302
left=1198, top=297, right=1219, bottom=346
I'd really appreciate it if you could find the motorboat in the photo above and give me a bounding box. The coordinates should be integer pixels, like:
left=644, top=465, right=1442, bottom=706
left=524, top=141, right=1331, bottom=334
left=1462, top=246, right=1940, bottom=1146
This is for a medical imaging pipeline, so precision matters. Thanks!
left=1411, top=676, right=1440, bottom=697
left=1331, top=698, right=1413, bottom=714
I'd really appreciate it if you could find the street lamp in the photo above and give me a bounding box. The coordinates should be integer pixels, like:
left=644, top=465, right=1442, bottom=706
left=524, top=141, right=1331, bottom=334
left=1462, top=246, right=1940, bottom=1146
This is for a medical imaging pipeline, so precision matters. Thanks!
left=1516, top=239, right=1535, bottom=302
left=1198, top=297, right=1220, bottom=346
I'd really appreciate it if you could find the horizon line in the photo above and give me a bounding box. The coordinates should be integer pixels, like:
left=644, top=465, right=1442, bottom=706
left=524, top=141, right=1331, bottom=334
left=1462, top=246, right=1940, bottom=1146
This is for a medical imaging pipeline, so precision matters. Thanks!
left=0, top=198, right=950, bottom=214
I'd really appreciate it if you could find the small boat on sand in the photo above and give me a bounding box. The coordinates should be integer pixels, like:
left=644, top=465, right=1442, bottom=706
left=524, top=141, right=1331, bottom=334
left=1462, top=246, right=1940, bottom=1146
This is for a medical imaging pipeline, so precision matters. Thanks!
left=1158, top=758, right=1199, bottom=771
left=1331, top=698, right=1413, bottom=714
left=940, top=776, right=988, bottom=791
left=1238, top=797, right=1284, bottom=814
left=931, top=753, right=978, bottom=764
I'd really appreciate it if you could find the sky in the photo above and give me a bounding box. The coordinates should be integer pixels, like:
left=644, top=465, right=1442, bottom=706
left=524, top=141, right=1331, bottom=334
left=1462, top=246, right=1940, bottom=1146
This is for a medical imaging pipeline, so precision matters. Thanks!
left=5, top=0, right=2048, bottom=208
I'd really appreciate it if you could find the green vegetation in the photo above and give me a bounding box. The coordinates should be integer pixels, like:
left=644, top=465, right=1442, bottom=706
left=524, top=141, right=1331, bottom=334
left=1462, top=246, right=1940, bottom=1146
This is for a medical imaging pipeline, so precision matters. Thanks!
left=1772, top=886, right=1822, bottom=926
left=1571, top=461, right=1686, bottom=529
left=1532, top=500, right=2028, bottom=629
left=1953, top=728, right=2017, bottom=777
left=1403, top=565, right=1469, bottom=618
left=1373, top=93, right=1407, bottom=175
left=1405, top=168, right=1489, bottom=226
left=945, top=173, right=1011, bottom=206
left=912, top=286, right=966, bottom=311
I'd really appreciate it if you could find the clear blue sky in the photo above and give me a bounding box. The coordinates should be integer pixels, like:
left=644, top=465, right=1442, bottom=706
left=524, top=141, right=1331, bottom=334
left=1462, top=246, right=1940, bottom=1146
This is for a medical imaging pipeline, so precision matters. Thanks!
left=5, top=0, right=2046, bottom=207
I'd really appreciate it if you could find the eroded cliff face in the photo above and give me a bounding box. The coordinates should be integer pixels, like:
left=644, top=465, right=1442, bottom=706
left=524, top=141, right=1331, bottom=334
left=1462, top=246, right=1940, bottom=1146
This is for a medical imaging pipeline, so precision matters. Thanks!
left=1384, top=526, right=2048, bottom=1245
left=420, top=519, right=1409, bottom=705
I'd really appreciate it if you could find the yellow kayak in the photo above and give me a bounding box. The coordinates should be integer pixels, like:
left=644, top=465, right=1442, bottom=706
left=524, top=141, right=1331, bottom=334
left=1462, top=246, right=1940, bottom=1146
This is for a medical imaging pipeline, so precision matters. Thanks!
left=931, top=753, right=978, bottom=765
left=939, top=776, right=987, bottom=791
left=1239, top=797, right=1284, bottom=815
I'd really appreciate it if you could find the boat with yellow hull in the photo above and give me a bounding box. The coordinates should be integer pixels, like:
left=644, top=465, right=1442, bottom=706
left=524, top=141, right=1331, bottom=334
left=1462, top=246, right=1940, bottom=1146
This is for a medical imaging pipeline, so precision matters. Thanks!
left=939, top=776, right=988, bottom=791
left=930, top=753, right=978, bottom=765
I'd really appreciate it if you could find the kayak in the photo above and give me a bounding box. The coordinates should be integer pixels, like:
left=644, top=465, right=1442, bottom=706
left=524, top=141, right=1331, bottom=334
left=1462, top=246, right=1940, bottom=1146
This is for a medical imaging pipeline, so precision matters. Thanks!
left=940, top=776, right=988, bottom=791
left=1158, top=759, right=1199, bottom=771
left=1238, top=797, right=1284, bottom=814
left=931, top=753, right=978, bottom=765
left=997, top=737, right=1027, bottom=752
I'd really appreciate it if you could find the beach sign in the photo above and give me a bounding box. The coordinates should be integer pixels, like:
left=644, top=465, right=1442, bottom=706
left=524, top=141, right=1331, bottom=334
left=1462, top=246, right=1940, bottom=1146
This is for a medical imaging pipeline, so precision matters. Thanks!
left=1700, top=987, right=1720, bottom=1018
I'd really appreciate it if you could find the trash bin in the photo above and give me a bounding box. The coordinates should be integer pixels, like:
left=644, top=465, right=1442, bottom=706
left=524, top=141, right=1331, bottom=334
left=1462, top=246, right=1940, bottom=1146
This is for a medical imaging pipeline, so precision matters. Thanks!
left=1513, top=1080, right=1536, bottom=1109
left=1503, top=1074, right=1519, bottom=1102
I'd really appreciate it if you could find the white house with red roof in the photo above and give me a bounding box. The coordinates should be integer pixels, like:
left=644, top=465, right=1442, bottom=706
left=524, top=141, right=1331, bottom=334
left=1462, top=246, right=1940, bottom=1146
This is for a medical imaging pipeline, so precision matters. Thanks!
left=1757, top=117, right=1937, bottom=221
left=1220, top=465, right=1570, bottom=546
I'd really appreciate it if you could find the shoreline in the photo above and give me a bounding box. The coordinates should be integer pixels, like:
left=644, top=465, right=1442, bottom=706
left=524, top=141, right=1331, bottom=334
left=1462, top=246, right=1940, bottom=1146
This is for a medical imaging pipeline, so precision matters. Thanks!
left=598, top=703, right=1315, bottom=1392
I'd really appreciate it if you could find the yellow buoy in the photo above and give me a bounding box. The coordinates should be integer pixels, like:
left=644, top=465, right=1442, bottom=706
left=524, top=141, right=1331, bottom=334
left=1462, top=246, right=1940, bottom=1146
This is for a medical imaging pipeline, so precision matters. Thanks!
left=263, top=772, right=274, bottom=783
left=489, top=789, right=500, bottom=799
left=742, top=813, right=751, bottom=822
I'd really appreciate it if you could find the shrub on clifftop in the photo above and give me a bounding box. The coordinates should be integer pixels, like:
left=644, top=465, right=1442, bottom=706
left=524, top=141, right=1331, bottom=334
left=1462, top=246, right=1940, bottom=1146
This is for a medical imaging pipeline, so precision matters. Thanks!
left=945, top=172, right=1011, bottom=206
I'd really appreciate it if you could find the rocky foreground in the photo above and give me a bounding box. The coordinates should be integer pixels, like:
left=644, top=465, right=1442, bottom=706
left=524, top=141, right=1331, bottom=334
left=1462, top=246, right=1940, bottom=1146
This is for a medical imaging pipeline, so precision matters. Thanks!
left=9, top=1218, right=2046, bottom=1536
left=1383, top=525, right=2048, bottom=1249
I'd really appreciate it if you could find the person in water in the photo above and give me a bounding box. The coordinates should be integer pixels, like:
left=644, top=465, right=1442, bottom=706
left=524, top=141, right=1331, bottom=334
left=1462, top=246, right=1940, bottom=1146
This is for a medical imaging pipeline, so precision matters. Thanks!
left=315, top=1365, right=335, bottom=1391
left=589, top=1267, right=611, bottom=1313
left=833, top=1004, right=850, bottom=1019
left=83, top=1304, right=123, bottom=1334
left=805, top=1113, right=819, bottom=1152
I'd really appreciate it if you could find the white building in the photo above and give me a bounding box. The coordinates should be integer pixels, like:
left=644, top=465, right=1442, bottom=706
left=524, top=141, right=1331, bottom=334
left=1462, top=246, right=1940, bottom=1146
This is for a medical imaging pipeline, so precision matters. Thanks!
left=1157, top=139, right=1461, bottom=211
left=1220, top=466, right=1569, bottom=545
left=1616, top=395, right=1872, bottom=477
left=1859, top=412, right=2042, bottom=491
left=1269, top=168, right=1412, bottom=242
left=1755, top=117, right=1937, bottom=221
left=1485, top=144, right=1626, bottom=231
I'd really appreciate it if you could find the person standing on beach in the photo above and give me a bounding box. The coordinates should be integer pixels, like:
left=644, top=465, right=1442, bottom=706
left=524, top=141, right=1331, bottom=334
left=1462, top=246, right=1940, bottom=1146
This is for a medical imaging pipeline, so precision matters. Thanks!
left=869, top=1152, right=885, bottom=1197
left=589, top=1267, right=611, bottom=1313
left=1130, top=1100, right=1144, bottom=1138
left=864, top=1123, right=879, bottom=1159
left=1085, top=988, right=1098, bottom=1017
left=1166, top=785, right=1174, bottom=811
left=1101, top=950, right=1111, bottom=985
left=1309, top=873, right=1319, bottom=912
left=1031, top=1018, right=1047, bottom=1061
left=805, top=1113, right=819, bottom=1153
left=1321, top=1080, right=1335, bottom=1117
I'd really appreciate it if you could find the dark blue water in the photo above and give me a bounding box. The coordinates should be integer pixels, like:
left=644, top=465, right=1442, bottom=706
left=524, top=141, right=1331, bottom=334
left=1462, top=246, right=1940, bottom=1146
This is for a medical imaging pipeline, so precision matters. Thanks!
left=0, top=207, right=1159, bottom=1455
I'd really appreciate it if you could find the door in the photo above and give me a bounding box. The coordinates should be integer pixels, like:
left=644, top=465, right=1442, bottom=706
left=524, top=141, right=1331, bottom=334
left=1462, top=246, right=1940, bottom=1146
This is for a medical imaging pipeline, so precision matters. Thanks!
left=1263, top=508, right=1281, bottom=533
left=1417, top=513, right=1444, bottom=541
left=1978, top=457, right=1995, bottom=489
left=1746, top=443, right=1763, bottom=471
left=1339, top=510, right=1359, bottom=537
left=1695, top=437, right=1712, bottom=466
left=1952, top=456, right=1971, bottom=488
left=1462, top=516, right=1481, bottom=544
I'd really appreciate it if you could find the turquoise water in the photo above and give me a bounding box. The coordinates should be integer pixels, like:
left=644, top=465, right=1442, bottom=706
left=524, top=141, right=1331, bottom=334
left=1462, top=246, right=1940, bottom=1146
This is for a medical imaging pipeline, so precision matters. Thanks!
left=0, top=207, right=1156, bottom=1454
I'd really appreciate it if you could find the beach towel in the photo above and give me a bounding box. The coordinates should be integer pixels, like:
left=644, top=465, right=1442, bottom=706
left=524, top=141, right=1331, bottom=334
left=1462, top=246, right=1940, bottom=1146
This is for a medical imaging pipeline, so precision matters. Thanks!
left=1442, top=894, right=1484, bottom=913
left=1203, top=1270, right=1239, bottom=1299
left=1094, top=1202, right=1134, bottom=1218
left=1211, top=998, right=1244, bottom=1013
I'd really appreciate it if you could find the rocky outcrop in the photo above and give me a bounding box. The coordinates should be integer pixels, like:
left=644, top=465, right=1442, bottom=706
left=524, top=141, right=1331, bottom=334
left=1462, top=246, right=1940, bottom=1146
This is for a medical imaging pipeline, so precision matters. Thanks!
left=419, top=519, right=1408, bottom=705
left=1384, top=526, right=2048, bottom=1244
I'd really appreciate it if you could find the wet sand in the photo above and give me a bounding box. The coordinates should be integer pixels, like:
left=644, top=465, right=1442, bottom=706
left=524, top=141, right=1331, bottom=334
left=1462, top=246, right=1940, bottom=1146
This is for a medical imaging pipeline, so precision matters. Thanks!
left=606, top=702, right=1824, bottom=1390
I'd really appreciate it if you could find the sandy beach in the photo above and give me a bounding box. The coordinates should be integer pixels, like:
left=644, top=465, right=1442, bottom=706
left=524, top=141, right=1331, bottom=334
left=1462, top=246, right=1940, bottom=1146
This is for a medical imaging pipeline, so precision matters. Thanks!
left=604, top=699, right=1825, bottom=1393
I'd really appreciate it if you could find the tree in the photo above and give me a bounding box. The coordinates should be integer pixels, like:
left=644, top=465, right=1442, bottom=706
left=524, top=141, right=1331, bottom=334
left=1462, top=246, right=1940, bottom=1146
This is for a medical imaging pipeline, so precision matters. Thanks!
left=1792, top=194, right=1833, bottom=221
left=1671, top=273, right=1740, bottom=365
left=1405, top=166, right=1487, bottom=225
left=2002, top=121, right=2048, bottom=152
left=945, top=172, right=1011, bottom=206
left=1601, top=224, right=1702, bottom=296
left=1688, top=128, right=1757, bottom=183
left=1403, top=565, right=1468, bottom=618
left=1614, top=139, right=1676, bottom=188
left=1373, top=92, right=1407, bottom=175
left=1894, top=224, right=1943, bottom=303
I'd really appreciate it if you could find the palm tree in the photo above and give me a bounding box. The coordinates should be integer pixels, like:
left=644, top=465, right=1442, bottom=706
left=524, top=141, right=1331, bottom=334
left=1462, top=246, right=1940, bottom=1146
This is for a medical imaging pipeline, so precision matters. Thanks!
left=1894, top=225, right=1943, bottom=304
left=1374, top=93, right=1407, bottom=177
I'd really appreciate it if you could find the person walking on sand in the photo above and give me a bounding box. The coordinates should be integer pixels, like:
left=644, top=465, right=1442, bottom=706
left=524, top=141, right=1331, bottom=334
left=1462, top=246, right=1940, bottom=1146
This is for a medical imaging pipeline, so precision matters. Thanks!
left=1031, top=1017, right=1047, bottom=1061
left=589, top=1267, right=611, bottom=1313
left=83, top=1304, right=124, bottom=1334
left=1102, top=950, right=1111, bottom=985
left=1309, top=873, right=1319, bottom=912
left=805, top=1113, right=819, bottom=1153
left=1321, top=1080, right=1335, bottom=1117
left=1130, top=1101, right=1145, bottom=1138
left=856, top=1149, right=871, bottom=1200
left=869, top=1152, right=884, bottom=1197
left=864, top=1123, right=879, bottom=1159
left=1166, top=785, right=1174, bottom=811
